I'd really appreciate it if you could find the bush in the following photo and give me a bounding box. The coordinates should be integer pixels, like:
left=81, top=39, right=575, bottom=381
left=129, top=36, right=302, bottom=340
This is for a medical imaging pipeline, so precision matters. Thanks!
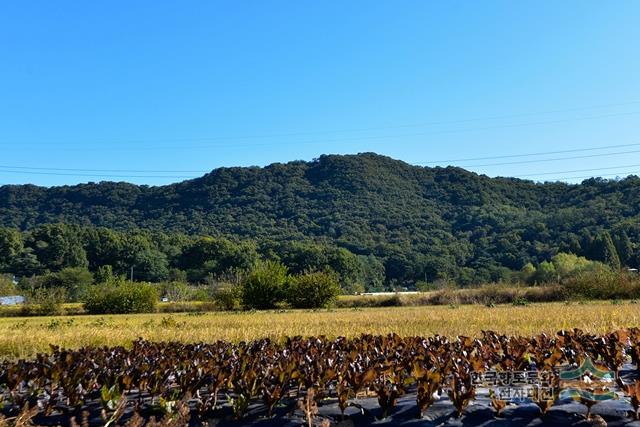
left=415, top=280, right=438, bottom=292
left=335, top=294, right=403, bottom=308
left=563, top=268, right=640, bottom=300
left=212, top=285, right=243, bottom=311
left=241, top=261, right=288, bottom=309
left=0, top=274, right=17, bottom=296
left=22, top=287, right=67, bottom=316
left=83, top=280, right=158, bottom=314
left=40, top=267, right=93, bottom=301
left=373, top=285, right=564, bottom=306
left=94, top=265, right=114, bottom=284
left=286, top=271, right=341, bottom=309
left=157, top=301, right=217, bottom=313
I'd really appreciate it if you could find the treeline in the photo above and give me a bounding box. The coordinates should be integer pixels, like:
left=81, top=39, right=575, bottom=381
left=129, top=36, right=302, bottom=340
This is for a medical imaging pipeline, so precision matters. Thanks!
left=0, top=221, right=635, bottom=294
left=0, top=223, right=378, bottom=293
left=1, top=247, right=637, bottom=316
left=1, top=153, right=640, bottom=287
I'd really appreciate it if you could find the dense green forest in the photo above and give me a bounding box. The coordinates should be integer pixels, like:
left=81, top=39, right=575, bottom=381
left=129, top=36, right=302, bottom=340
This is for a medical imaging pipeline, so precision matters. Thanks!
left=1, top=153, right=639, bottom=288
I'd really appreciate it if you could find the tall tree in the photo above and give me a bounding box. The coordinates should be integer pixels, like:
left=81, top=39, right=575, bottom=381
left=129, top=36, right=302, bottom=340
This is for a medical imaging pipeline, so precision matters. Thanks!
left=613, top=230, right=633, bottom=266
left=0, top=228, right=23, bottom=270
left=589, top=232, right=621, bottom=270
left=26, top=224, right=88, bottom=271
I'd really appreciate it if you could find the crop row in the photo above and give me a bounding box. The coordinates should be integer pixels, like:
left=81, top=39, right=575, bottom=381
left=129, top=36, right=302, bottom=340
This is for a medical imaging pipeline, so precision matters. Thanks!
left=1, top=329, right=640, bottom=424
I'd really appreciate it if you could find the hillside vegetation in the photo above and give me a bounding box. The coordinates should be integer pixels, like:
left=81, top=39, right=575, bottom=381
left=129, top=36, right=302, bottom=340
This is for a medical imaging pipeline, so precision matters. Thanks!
left=1, top=153, right=640, bottom=287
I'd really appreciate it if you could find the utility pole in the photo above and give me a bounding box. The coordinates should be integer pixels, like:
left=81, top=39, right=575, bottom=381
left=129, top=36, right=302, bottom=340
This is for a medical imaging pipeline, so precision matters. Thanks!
left=130, top=266, right=134, bottom=282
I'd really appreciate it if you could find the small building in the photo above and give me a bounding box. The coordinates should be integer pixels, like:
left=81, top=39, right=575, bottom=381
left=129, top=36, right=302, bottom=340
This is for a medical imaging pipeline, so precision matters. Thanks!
left=0, top=295, right=25, bottom=305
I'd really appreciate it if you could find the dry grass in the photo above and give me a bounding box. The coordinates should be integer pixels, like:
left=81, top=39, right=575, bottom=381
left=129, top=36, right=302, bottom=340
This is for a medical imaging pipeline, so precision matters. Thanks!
left=336, top=285, right=565, bottom=307
left=1, top=301, right=639, bottom=359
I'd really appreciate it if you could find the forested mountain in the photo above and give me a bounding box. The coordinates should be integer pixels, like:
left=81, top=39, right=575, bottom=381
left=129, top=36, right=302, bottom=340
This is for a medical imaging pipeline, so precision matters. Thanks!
left=1, top=153, right=639, bottom=286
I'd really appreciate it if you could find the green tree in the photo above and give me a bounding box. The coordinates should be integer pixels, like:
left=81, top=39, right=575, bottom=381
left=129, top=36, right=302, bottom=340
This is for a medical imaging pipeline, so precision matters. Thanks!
left=180, top=237, right=258, bottom=282
left=212, top=284, right=243, bottom=310
left=83, top=280, right=158, bottom=314
left=40, top=267, right=93, bottom=301
left=326, top=247, right=361, bottom=290
left=167, top=268, right=188, bottom=282
left=131, top=248, right=169, bottom=282
left=9, top=248, right=43, bottom=277
left=551, top=253, right=593, bottom=279
left=241, top=261, right=288, bottom=309
left=27, top=224, right=88, bottom=271
left=532, top=261, right=557, bottom=283
left=0, top=228, right=23, bottom=270
left=0, top=274, right=17, bottom=296
left=589, top=232, right=621, bottom=270
left=519, top=262, right=536, bottom=284
left=614, top=231, right=633, bottom=266
left=358, top=255, right=385, bottom=292
left=83, top=227, right=124, bottom=272
left=95, top=265, right=114, bottom=283
left=286, top=271, right=341, bottom=308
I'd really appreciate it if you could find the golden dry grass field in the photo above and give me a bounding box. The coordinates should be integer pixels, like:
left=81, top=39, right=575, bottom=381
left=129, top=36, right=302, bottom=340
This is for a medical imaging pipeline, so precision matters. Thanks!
left=1, top=301, right=639, bottom=359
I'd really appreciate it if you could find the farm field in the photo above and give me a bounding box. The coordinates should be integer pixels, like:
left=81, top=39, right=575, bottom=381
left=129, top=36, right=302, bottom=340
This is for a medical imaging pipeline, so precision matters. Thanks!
left=2, top=316, right=640, bottom=426
left=1, top=301, right=639, bottom=359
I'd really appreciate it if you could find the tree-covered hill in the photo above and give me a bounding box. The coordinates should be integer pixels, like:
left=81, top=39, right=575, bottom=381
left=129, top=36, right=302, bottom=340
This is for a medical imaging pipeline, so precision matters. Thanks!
left=1, top=153, right=639, bottom=285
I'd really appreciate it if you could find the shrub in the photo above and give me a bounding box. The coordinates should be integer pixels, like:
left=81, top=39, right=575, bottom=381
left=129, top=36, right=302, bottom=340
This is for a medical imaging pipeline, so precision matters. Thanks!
left=83, top=280, right=158, bottom=314
left=0, top=274, right=17, bottom=296
left=40, top=267, right=93, bottom=301
left=335, top=294, right=402, bottom=308
left=213, top=284, right=243, bottom=311
left=286, top=271, right=341, bottom=309
left=531, top=261, right=557, bottom=284
left=167, top=268, right=188, bottom=283
left=415, top=280, right=438, bottom=292
left=22, top=287, right=67, bottom=316
left=398, top=284, right=564, bottom=306
left=241, top=261, right=288, bottom=309
left=563, top=268, right=640, bottom=299
left=191, top=287, right=211, bottom=301
left=512, top=297, right=529, bottom=306
left=94, top=265, right=114, bottom=284
left=157, top=301, right=217, bottom=313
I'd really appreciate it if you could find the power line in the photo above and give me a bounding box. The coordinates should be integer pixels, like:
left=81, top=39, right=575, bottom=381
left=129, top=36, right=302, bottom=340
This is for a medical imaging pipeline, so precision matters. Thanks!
left=462, top=149, right=640, bottom=168
left=2, top=110, right=639, bottom=153
left=529, top=171, right=640, bottom=182
left=416, top=142, right=640, bottom=164
left=3, top=99, right=640, bottom=146
left=95, top=110, right=640, bottom=150
left=1, top=161, right=639, bottom=183
left=514, top=164, right=640, bottom=178
left=1, top=142, right=640, bottom=175
left=127, top=110, right=637, bottom=153
left=3, top=140, right=640, bottom=173
left=2, top=145, right=640, bottom=179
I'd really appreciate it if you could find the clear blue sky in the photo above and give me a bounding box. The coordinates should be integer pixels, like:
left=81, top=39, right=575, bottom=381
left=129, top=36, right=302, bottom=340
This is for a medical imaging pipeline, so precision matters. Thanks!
left=1, top=1, right=639, bottom=186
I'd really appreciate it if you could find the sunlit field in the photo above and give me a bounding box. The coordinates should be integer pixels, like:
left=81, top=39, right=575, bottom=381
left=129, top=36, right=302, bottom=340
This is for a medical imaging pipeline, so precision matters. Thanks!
left=0, top=301, right=638, bottom=359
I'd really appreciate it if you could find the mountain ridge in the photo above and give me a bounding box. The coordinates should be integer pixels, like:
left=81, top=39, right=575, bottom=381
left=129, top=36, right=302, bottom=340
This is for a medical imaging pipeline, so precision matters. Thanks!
left=1, top=152, right=639, bottom=283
